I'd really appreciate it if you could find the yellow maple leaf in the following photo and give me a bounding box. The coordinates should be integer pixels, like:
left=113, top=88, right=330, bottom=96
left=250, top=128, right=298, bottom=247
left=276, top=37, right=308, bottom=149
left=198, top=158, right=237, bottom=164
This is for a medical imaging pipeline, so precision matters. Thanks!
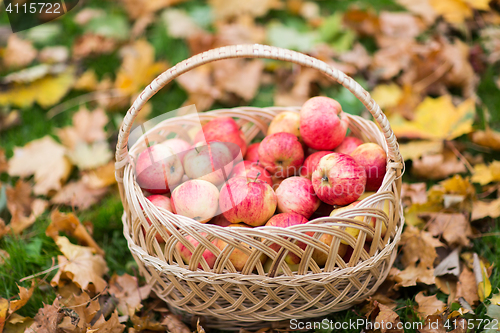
left=429, top=0, right=472, bottom=24
left=472, top=128, right=500, bottom=151
left=0, top=298, right=8, bottom=333
left=371, top=84, right=403, bottom=109
left=0, top=67, right=75, bottom=108
left=399, top=140, right=443, bottom=161
left=210, top=0, right=282, bottom=19
left=464, top=0, right=490, bottom=10
left=472, top=198, right=500, bottom=220
left=490, top=290, right=500, bottom=306
left=471, top=161, right=500, bottom=185
left=51, top=236, right=108, bottom=293
left=8, top=136, right=72, bottom=196
left=415, top=292, right=446, bottom=319
left=388, top=95, right=475, bottom=140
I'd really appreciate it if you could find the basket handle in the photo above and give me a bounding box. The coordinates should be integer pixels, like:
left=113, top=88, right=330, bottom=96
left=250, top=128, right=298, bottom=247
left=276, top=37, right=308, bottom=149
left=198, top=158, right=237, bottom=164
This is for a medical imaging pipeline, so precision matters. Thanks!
left=115, top=44, right=403, bottom=173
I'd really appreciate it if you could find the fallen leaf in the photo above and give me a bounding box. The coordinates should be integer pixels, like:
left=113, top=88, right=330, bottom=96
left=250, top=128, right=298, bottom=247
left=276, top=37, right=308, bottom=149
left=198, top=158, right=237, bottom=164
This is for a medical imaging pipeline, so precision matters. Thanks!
left=0, top=218, right=10, bottom=239
left=274, top=67, right=320, bottom=107
left=56, top=107, right=109, bottom=150
left=8, top=136, right=72, bottom=196
left=371, top=302, right=402, bottom=333
left=51, top=180, right=108, bottom=211
left=472, top=198, right=500, bottom=220
left=434, top=248, right=460, bottom=277
left=120, top=0, right=186, bottom=20
left=72, top=34, right=118, bottom=60
left=131, top=313, right=164, bottom=331
left=419, top=314, right=446, bottom=333
left=66, top=142, right=113, bottom=170
left=115, top=40, right=168, bottom=97
left=74, top=69, right=99, bottom=91
left=379, top=11, right=425, bottom=40
left=108, top=274, right=152, bottom=316
left=24, top=299, right=62, bottom=333
left=422, top=213, right=472, bottom=247
left=388, top=95, right=475, bottom=140
left=81, top=162, right=117, bottom=189
left=370, top=40, right=414, bottom=79
left=399, top=140, right=443, bottom=161
left=46, top=210, right=104, bottom=255
left=6, top=180, right=48, bottom=234
left=395, top=0, right=437, bottom=25
left=2, top=35, right=37, bottom=69
left=472, top=128, right=500, bottom=150
left=161, top=8, right=204, bottom=39
left=415, top=292, right=446, bottom=319
left=9, top=282, right=35, bottom=315
left=51, top=236, right=108, bottom=293
left=0, top=110, right=21, bottom=132
left=213, top=59, right=264, bottom=101
left=89, top=311, right=125, bottom=333
left=412, top=150, right=467, bottom=180
left=38, top=46, right=69, bottom=64
left=266, top=22, right=318, bottom=52
left=0, top=67, right=75, bottom=108
left=471, top=161, right=500, bottom=185
left=370, top=83, right=404, bottom=110
left=59, top=290, right=100, bottom=330
left=161, top=313, right=191, bottom=333
left=402, top=182, right=428, bottom=206
left=176, top=65, right=220, bottom=111
left=390, top=264, right=436, bottom=288
left=456, top=266, right=479, bottom=305
left=338, top=42, right=372, bottom=71
left=490, top=290, right=500, bottom=305
left=214, top=16, right=266, bottom=47
left=400, top=225, right=443, bottom=269
left=210, top=0, right=282, bottom=19
left=486, top=304, right=500, bottom=328
left=0, top=298, right=8, bottom=333
left=474, top=253, right=492, bottom=302
left=429, top=0, right=473, bottom=24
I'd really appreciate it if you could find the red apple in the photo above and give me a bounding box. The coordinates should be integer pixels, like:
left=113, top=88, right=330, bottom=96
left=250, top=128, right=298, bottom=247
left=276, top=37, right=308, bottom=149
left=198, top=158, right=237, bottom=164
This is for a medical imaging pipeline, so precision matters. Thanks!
left=219, top=176, right=277, bottom=227
left=194, top=117, right=247, bottom=158
left=267, top=111, right=301, bottom=139
left=351, top=143, right=387, bottom=192
left=245, top=143, right=260, bottom=163
left=334, top=136, right=363, bottom=155
left=300, top=151, right=332, bottom=179
left=276, top=177, right=320, bottom=219
left=265, top=213, right=311, bottom=265
left=183, top=141, right=234, bottom=185
left=176, top=233, right=218, bottom=269
left=160, top=138, right=191, bottom=162
left=210, top=214, right=233, bottom=227
left=171, top=179, right=219, bottom=223
left=142, top=195, right=172, bottom=243
left=136, top=144, right=184, bottom=194
left=312, top=153, right=366, bottom=206
left=258, top=132, right=304, bottom=178
left=230, top=161, right=272, bottom=187
left=216, top=223, right=266, bottom=271
left=299, top=96, right=349, bottom=150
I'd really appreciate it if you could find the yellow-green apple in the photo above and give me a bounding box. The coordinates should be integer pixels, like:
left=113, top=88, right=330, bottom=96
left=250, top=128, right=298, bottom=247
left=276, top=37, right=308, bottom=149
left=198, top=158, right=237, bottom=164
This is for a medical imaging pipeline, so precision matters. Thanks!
left=193, top=117, right=247, bottom=158
left=245, top=143, right=260, bottom=162
left=136, top=144, right=184, bottom=194
left=312, top=153, right=366, bottom=206
left=142, top=194, right=172, bottom=243
left=275, top=177, right=320, bottom=219
left=356, top=192, right=389, bottom=241
left=263, top=258, right=299, bottom=274
left=334, top=136, right=363, bottom=155
left=183, top=142, right=234, bottom=186
left=299, top=96, right=349, bottom=150
left=258, top=132, right=304, bottom=178
left=267, top=111, right=301, bottom=139
left=171, top=179, right=219, bottom=223
left=265, top=213, right=311, bottom=265
left=219, top=176, right=277, bottom=226
left=330, top=202, right=364, bottom=245
left=216, top=223, right=266, bottom=271
left=311, top=232, right=348, bottom=266
left=230, top=161, right=272, bottom=186
left=350, top=143, right=387, bottom=191
left=299, top=151, right=332, bottom=179
left=176, top=233, right=218, bottom=269
left=160, top=138, right=191, bottom=162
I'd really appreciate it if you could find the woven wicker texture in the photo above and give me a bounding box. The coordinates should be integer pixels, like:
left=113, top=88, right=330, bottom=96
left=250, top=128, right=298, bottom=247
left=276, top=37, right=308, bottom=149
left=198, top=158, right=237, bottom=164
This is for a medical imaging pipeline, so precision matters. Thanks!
left=114, top=45, right=405, bottom=329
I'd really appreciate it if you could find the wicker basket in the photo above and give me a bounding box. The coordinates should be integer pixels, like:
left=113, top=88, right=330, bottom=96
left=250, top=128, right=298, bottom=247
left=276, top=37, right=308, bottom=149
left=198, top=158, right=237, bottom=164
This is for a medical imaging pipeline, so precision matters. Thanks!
left=115, top=44, right=405, bottom=330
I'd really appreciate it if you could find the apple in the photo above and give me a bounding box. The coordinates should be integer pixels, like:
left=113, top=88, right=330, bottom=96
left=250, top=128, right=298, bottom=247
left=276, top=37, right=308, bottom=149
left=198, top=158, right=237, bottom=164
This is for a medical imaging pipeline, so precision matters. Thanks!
left=142, top=195, right=172, bottom=243
left=171, top=179, right=219, bottom=223
left=219, top=176, right=277, bottom=227
left=183, top=141, right=234, bottom=186
left=356, top=192, right=389, bottom=241
left=311, top=233, right=348, bottom=267
left=275, top=177, right=320, bottom=219
left=271, top=175, right=285, bottom=192
left=311, top=153, right=366, bottom=206
left=193, top=117, right=247, bottom=158
left=245, top=143, right=260, bottom=162
left=176, top=233, right=218, bottom=269
left=334, top=136, right=363, bottom=155
left=216, top=223, right=266, bottom=271
left=330, top=202, right=364, bottom=245
left=136, top=144, right=184, bottom=194
left=310, top=201, right=334, bottom=220
left=300, top=151, right=332, bottom=179
left=351, top=143, right=387, bottom=192
left=265, top=213, right=310, bottom=265
left=267, top=111, right=301, bottom=139
left=160, top=138, right=191, bottom=162
left=299, top=96, right=349, bottom=150
left=230, top=161, right=272, bottom=187
left=210, top=214, right=233, bottom=227
left=263, top=259, right=299, bottom=274
left=258, top=132, right=304, bottom=178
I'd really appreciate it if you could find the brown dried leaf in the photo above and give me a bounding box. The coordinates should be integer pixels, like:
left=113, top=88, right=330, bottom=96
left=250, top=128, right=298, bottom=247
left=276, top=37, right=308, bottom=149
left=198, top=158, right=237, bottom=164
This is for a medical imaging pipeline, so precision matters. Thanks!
left=274, top=67, right=320, bottom=106
left=59, top=290, right=100, bottom=330
left=176, top=66, right=220, bottom=111
left=395, top=0, right=437, bottom=25
left=372, top=302, right=402, bottom=333
left=0, top=298, right=8, bottom=333
left=56, top=107, right=108, bottom=150
left=46, top=210, right=104, bottom=255
left=456, top=266, right=479, bottom=305
left=3, top=35, right=37, bottom=69
left=0, top=218, right=10, bottom=240
left=213, top=59, right=264, bottom=101
left=210, top=0, right=282, bottom=20
left=6, top=180, right=48, bottom=234
left=371, top=40, right=414, bottom=79
left=402, top=182, right=428, bottom=206
left=378, top=11, right=425, bottom=40
left=419, top=314, right=446, bottom=333
left=109, top=274, right=152, bottom=316
left=51, top=180, right=108, bottom=211
left=471, top=198, right=500, bottom=220
left=161, top=313, right=191, bottom=333
left=8, top=136, right=72, bottom=196
left=412, top=151, right=467, bottom=180
left=24, top=299, right=63, bottom=333
left=0, top=148, right=8, bottom=174
left=161, top=9, right=204, bottom=39
left=81, top=162, right=117, bottom=189
left=214, top=16, right=266, bottom=47
left=471, top=128, right=500, bottom=151
left=415, top=292, right=446, bottom=319
left=400, top=225, right=443, bottom=269
left=72, top=34, right=117, bottom=60
left=89, top=311, right=125, bottom=333
left=120, top=0, right=186, bottom=20
left=423, top=213, right=472, bottom=247
left=338, top=43, right=372, bottom=72
left=390, top=264, right=436, bottom=289
left=9, top=282, right=35, bottom=315
left=66, top=142, right=113, bottom=171
left=51, top=236, right=108, bottom=293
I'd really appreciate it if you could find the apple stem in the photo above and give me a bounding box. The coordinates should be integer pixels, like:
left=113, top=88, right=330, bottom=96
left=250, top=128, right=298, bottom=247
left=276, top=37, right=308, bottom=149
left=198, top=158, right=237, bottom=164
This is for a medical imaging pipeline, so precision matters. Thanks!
left=253, top=172, right=261, bottom=182
left=195, top=146, right=199, bottom=153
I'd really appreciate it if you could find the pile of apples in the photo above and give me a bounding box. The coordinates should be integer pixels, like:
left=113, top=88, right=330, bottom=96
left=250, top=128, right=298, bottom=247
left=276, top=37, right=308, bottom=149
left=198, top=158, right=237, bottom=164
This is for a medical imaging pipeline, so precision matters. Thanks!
left=135, top=96, right=389, bottom=272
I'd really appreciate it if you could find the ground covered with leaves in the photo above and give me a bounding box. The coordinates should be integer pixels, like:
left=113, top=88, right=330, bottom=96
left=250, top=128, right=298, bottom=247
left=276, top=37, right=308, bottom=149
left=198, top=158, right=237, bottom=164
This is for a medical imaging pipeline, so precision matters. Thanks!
left=1, top=0, right=500, bottom=332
